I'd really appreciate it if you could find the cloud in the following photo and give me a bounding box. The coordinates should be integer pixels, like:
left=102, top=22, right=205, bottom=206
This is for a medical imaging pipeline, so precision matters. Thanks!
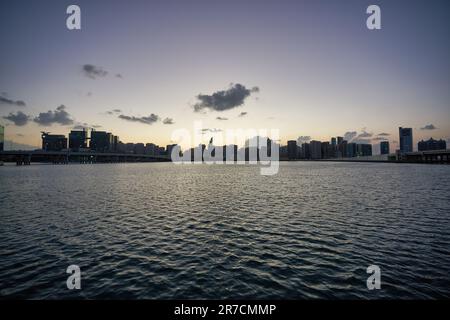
left=118, top=113, right=159, bottom=125
left=106, top=109, right=122, bottom=115
left=162, top=117, right=174, bottom=125
left=352, top=138, right=372, bottom=144
left=421, top=124, right=437, bottom=130
left=238, top=112, right=248, bottom=117
left=193, top=83, right=259, bottom=112
left=372, top=137, right=388, bottom=141
left=72, top=122, right=102, bottom=130
left=356, top=131, right=373, bottom=139
left=216, top=116, right=228, bottom=121
left=115, top=73, right=123, bottom=79
left=82, top=64, right=108, bottom=79
left=343, top=131, right=357, bottom=142
left=3, top=111, right=30, bottom=126
left=377, top=133, right=390, bottom=136
left=0, top=94, right=26, bottom=107
left=200, top=128, right=223, bottom=134
left=297, top=136, right=311, bottom=144
left=34, top=105, right=74, bottom=126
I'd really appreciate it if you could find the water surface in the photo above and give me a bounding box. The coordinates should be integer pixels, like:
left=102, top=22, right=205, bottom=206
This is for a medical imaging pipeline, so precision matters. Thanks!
left=0, top=162, right=449, bottom=299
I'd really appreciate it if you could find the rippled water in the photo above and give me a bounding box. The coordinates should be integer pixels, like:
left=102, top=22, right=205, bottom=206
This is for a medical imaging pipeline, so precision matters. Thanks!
left=0, top=162, right=449, bottom=299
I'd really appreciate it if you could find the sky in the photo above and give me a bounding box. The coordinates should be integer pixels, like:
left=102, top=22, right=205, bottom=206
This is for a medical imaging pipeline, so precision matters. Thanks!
left=0, top=0, right=449, bottom=152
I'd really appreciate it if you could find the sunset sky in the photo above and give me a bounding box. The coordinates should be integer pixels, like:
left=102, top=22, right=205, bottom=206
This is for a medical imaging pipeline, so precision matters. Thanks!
left=1, top=0, right=449, bottom=152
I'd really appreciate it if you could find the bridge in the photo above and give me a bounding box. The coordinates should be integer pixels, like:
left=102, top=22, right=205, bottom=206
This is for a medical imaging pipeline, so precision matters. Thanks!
left=0, top=150, right=171, bottom=165
left=400, top=149, right=450, bottom=164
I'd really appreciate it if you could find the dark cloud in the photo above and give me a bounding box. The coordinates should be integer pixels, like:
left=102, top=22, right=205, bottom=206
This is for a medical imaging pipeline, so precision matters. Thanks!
left=115, top=74, right=123, bottom=79
left=162, top=117, right=174, bottom=125
left=200, top=128, right=222, bottom=134
left=82, top=64, right=108, bottom=79
left=34, top=105, right=74, bottom=126
left=3, top=111, right=30, bottom=126
left=238, top=112, right=248, bottom=117
left=352, top=138, right=372, bottom=144
left=421, top=124, right=437, bottom=130
left=118, top=113, right=159, bottom=125
left=216, top=116, right=228, bottom=121
left=297, top=136, right=311, bottom=144
left=356, top=131, right=373, bottom=139
left=372, top=137, right=388, bottom=141
left=106, top=109, right=122, bottom=115
left=343, top=131, right=357, bottom=142
left=193, top=83, right=259, bottom=112
left=0, top=94, right=26, bottom=107
left=377, top=133, right=390, bottom=136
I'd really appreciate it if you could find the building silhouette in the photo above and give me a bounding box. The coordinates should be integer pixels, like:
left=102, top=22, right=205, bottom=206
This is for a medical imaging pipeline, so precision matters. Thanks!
left=0, top=125, right=4, bottom=151
left=68, top=129, right=89, bottom=151
left=399, top=127, right=413, bottom=153
left=287, top=140, right=298, bottom=159
left=41, top=132, right=67, bottom=151
left=380, top=141, right=390, bottom=155
left=418, top=138, right=446, bottom=151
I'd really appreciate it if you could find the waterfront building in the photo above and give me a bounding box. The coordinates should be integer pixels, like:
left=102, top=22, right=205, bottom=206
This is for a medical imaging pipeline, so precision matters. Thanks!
left=338, top=140, right=348, bottom=158
left=134, top=143, right=145, bottom=154
left=41, top=132, right=67, bottom=151
left=90, top=131, right=113, bottom=152
left=301, top=143, right=310, bottom=159
left=418, top=138, right=447, bottom=151
left=310, top=140, right=322, bottom=159
left=321, top=141, right=332, bottom=159
left=0, top=125, right=4, bottom=151
left=346, top=143, right=357, bottom=158
left=68, top=129, right=88, bottom=151
left=337, top=136, right=344, bottom=145
left=287, top=140, right=298, bottom=160
left=331, top=137, right=337, bottom=146
left=399, top=127, right=413, bottom=153
left=380, top=141, right=390, bottom=155
left=357, top=144, right=373, bottom=157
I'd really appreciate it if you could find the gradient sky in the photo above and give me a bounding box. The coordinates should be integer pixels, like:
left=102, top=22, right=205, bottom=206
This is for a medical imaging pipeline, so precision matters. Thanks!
left=1, top=0, right=449, bottom=152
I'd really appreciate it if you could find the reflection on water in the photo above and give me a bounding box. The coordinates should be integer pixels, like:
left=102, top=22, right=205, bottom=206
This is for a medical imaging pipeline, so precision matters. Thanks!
left=0, top=162, right=449, bottom=299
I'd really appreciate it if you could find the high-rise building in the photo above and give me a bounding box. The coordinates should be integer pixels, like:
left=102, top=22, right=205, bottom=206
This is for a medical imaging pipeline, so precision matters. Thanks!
left=134, top=143, right=145, bottom=154
left=68, top=129, right=88, bottom=151
left=338, top=140, right=348, bottom=158
left=380, top=141, right=390, bottom=155
left=331, top=137, right=337, bottom=146
left=337, top=137, right=344, bottom=145
left=41, top=132, right=67, bottom=151
left=310, top=140, right=322, bottom=159
left=90, top=131, right=112, bottom=152
left=346, top=143, right=357, bottom=158
left=357, top=144, right=372, bottom=157
left=399, top=127, right=413, bottom=153
left=287, top=140, right=298, bottom=159
left=418, top=138, right=446, bottom=151
left=321, top=142, right=331, bottom=159
left=0, top=125, right=4, bottom=151
left=301, top=143, right=310, bottom=159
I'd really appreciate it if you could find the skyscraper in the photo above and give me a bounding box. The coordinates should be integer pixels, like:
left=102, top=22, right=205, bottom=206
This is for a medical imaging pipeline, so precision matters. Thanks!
left=310, top=140, right=322, bottom=159
left=287, top=140, right=298, bottom=160
left=380, top=141, right=390, bottom=155
left=0, top=125, right=4, bottom=151
left=399, top=127, right=413, bottom=153
left=68, top=129, right=89, bottom=151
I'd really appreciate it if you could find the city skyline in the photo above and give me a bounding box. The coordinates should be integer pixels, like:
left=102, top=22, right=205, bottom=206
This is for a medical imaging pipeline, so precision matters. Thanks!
left=1, top=0, right=450, bottom=151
